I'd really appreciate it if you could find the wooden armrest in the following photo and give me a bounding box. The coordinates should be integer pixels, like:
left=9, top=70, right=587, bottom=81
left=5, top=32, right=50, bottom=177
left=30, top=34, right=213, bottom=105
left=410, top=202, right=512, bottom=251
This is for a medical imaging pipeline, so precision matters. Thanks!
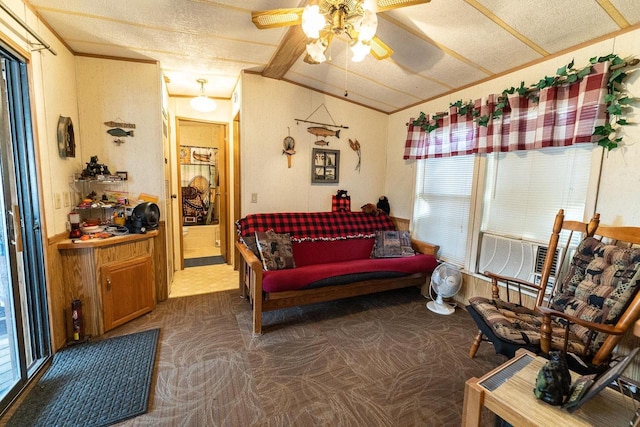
left=483, top=271, right=543, bottom=304
left=411, top=238, right=439, bottom=256
left=483, top=271, right=544, bottom=292
left=235, top=241, right=263, bottom=272
left=536, top=306, right=626, bottom=335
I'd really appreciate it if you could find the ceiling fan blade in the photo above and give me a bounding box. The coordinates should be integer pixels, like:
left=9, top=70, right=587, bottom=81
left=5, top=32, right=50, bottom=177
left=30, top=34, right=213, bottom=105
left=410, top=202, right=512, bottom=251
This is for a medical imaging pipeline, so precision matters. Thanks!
left=373, top=0, right=430, bottom=13
left=251, top=8, right=303, bottom=29
left=370, top=36, right=392, bottom=60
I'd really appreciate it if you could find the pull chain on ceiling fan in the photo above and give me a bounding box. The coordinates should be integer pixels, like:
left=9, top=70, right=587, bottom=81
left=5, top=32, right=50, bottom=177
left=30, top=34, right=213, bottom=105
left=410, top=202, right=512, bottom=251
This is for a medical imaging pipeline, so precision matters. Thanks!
left=251, top=0, right=430, bottom=64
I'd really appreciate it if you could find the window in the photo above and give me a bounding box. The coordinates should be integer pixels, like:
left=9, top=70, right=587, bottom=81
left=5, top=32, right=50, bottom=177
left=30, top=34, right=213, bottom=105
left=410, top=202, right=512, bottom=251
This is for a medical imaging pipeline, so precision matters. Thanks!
left=413, top=145, right=598, bottom=271
left=482, top=145, right=595, bottom=242
left=412, top=155, right=476, bottom=266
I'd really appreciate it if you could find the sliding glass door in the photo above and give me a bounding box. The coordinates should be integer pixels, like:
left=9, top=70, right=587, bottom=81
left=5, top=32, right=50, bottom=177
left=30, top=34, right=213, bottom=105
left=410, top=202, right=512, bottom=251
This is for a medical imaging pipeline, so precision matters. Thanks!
left=0, top=49, right=50, bottom=411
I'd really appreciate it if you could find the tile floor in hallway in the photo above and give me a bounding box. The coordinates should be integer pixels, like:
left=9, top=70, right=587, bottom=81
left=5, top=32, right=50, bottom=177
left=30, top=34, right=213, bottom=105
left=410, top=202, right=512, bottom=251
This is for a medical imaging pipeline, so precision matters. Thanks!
left=172, top=238, right=239, bottom=298
left=169, top=262, right=238, bottom=298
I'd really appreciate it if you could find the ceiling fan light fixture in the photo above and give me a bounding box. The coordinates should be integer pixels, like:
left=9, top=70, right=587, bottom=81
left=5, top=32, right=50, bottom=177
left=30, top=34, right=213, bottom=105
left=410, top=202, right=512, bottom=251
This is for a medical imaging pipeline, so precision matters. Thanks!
left=351, top=40, right=371, bottom=62
left=190, top=79, right=217, bottom=113
left=301, top=5, right=325, bottom=38
left=357, top=9, right=378, bottom=42
left=306, top=38, right=327, bottom=63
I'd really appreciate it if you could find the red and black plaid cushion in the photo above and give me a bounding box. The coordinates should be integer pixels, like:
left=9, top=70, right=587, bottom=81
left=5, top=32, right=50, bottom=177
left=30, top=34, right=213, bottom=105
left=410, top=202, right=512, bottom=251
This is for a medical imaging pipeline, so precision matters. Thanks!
left=236, top=211, right=396, bottom=241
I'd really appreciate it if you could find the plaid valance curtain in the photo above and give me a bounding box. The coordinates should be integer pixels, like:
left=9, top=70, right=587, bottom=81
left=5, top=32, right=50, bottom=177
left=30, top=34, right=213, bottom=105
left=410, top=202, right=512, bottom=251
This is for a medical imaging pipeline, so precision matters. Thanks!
left=404, top=62, right=609, bottom=159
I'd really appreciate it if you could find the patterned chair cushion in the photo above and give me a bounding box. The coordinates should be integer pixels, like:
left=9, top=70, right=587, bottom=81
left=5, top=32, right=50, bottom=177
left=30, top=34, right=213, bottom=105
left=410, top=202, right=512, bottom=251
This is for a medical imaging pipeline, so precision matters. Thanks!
left=469, top=236, right=640, bottom=358
left=550, top=237, right=640, bottom=354
left=468, top=297, right=588, bottom=355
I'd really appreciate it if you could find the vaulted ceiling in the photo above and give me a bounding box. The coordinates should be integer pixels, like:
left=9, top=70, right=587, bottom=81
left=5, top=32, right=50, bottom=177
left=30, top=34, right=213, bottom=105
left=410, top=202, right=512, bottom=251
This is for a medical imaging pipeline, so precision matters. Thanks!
left=28, top=0, right=640, bottom=113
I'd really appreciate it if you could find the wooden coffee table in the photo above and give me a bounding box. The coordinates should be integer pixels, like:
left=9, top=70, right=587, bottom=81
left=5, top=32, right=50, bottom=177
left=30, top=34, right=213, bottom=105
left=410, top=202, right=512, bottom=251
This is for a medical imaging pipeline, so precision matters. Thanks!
left=462, top=350, right=637, bottom=426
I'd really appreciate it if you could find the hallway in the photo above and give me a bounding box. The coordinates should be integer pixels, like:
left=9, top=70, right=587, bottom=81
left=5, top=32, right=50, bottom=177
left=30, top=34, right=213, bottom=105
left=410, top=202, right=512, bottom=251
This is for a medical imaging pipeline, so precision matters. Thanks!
left=169, top=263, right=238, bottom=298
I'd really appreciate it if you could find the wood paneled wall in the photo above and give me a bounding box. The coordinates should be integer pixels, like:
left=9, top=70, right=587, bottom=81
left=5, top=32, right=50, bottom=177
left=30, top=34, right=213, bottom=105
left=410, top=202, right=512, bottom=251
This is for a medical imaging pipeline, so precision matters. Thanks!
left=155, top=222, right=168, bottom=302
left=46, top=233, right=70, bottom=351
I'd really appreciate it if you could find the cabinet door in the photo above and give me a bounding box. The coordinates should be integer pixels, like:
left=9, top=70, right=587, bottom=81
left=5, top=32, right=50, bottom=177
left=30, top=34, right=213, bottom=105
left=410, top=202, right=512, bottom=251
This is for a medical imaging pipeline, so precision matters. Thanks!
left=101, top=255, right=155, bottom=331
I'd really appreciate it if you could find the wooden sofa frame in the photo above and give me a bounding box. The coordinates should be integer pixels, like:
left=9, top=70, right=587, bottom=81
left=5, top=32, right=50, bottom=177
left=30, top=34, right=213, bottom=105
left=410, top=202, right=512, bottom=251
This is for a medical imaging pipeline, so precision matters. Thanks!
left=236, top=238, right=439, bottom=335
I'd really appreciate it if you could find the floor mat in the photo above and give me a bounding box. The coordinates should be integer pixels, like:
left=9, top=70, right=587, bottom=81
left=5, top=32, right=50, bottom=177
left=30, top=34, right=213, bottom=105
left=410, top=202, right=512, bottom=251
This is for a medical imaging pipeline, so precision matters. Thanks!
left=7, top=328, right=160, bottom=427
left=185, top=255, right=225, bottom=267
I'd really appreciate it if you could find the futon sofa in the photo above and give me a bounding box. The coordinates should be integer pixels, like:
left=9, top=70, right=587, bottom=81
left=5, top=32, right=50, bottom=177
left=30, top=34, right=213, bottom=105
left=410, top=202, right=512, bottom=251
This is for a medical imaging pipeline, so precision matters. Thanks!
left=235, top=211, right=439, bottom=334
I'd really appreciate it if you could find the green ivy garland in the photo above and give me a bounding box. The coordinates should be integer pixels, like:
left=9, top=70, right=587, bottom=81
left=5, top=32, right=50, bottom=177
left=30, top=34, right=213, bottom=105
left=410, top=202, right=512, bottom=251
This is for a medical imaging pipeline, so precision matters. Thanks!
left=412, top=54, right=638, bottom=151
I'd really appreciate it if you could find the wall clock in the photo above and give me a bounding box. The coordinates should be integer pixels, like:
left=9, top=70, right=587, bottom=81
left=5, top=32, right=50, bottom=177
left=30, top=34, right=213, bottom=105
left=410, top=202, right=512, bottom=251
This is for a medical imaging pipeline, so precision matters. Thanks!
left=57, top=115, right=75, bottom=158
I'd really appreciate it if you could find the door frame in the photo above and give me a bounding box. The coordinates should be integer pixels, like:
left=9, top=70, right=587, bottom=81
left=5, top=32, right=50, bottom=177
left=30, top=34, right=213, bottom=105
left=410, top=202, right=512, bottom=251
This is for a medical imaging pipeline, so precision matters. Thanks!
left=233, top=112, right=241, bottom=270
left=0, top=49, right=50, bottom=412
left=174, top=117, right=229, bottom=269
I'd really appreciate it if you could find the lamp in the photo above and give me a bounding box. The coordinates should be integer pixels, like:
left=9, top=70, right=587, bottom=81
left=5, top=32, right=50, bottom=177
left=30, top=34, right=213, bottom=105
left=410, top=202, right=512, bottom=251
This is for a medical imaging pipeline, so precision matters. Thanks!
left=301, top=1, right=378, bottom=64
left=190, top=79, right=217, bottom=113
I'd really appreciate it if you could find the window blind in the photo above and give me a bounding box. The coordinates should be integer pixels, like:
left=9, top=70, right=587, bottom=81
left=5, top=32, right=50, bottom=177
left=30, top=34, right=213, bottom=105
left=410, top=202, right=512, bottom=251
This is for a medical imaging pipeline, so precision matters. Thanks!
left=481, top=145, right=594, bottom=243
left=413, top=155, right=475, bottom=266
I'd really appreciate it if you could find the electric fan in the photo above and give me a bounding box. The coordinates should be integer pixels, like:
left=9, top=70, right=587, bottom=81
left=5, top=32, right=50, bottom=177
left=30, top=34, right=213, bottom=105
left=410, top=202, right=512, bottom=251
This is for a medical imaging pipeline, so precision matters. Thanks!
left=129, top=202, right=160, bottom=233
left=427, top=263, right=462, bottom=315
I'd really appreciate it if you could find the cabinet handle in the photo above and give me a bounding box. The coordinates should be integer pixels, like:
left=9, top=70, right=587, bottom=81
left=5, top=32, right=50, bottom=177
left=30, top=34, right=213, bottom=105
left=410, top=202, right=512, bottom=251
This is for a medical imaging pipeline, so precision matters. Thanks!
left=106, top=277, right=111, bottom=291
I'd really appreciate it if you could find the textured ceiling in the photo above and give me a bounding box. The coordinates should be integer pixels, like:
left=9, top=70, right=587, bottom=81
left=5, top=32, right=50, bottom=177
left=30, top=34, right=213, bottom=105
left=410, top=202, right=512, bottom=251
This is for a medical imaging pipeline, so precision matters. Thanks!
left=27, top=0, right=640, bottom=113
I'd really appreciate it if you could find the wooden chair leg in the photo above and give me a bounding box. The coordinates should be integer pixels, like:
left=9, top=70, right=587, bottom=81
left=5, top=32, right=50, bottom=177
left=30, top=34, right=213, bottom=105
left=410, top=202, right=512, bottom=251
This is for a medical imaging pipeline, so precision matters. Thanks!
left=469, top=330, right=484, bottom=358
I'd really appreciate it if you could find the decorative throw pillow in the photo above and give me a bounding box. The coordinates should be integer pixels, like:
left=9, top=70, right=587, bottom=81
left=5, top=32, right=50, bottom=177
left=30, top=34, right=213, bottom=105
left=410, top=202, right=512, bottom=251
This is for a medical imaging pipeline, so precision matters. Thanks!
left=240, top=235, right=261, bottom=260
left=372, top=230, right=415, bottom=258
left=255, top=230, right=296, bottom=271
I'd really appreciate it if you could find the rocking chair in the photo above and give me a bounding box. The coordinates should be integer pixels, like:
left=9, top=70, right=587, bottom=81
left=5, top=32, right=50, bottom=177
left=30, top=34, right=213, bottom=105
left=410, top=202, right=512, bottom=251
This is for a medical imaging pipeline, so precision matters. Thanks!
left=467, top=209, right=640, bottom=372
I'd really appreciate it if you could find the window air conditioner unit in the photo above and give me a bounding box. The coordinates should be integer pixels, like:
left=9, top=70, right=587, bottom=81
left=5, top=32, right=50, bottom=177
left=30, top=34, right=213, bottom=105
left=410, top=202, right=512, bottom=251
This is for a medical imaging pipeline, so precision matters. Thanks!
left=478, top=234, right=559, bottom=289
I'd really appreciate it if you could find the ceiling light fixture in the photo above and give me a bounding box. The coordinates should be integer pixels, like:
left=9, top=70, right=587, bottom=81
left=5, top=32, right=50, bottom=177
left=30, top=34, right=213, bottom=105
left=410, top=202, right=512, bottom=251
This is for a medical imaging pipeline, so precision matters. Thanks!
left=190, top=79, right=217, bottom=113
left=301, top=0, right=378, bottom=64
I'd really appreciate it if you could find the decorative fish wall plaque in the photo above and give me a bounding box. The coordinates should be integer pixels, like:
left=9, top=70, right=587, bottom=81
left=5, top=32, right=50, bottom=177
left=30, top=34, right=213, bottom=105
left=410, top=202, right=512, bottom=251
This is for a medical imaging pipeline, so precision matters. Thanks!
left=307, top=127, right=340, bottom=139
left=107, top=128, right=134, bottom=137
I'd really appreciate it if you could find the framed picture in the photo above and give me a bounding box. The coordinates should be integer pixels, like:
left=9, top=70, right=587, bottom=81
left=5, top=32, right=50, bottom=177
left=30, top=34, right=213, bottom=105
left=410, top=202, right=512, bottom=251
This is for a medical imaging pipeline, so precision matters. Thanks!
left=564, top=347, right=639, bottom=412
left=116, top=171, right=128, bottom=181
left=312, top=148, right=339, bottom=184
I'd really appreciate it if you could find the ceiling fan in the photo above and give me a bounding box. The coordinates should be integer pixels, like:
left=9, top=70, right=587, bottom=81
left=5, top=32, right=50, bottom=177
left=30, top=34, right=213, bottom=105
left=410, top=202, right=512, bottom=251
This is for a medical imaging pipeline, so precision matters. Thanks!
left=252, top=0, right=430, bottom=64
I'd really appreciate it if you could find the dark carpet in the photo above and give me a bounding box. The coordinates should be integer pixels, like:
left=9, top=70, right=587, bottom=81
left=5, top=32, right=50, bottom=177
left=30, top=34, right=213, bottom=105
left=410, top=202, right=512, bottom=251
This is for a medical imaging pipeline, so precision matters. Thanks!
left=184, top=255, right=225, bottom=267
left=80, top=287, right=506, bottom=426
left=8, top=328, right=160, bottom=427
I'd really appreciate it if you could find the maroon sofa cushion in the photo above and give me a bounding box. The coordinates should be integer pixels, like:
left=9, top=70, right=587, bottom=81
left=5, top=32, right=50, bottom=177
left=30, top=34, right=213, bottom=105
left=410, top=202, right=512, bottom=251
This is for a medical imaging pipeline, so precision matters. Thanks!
left=292, top=239, right=375, bottom=267
left=262, top=254, right=438, bottom=293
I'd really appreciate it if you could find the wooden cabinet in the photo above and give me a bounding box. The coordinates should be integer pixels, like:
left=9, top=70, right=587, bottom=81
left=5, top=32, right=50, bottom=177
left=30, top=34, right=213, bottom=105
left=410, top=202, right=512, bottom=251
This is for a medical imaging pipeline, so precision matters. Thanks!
left=101, top=256, right=154, bottom=331
left=58, top=232, right=158, bottom=338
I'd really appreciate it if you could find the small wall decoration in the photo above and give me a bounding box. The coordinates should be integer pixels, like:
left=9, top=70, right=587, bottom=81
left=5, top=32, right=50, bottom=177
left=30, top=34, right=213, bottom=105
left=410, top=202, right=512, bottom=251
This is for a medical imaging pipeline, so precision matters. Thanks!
left=57, top=115, right=75, bottom=158
left=295, top=103, right=349, bottom=146
left=104, top=119, right=136, bottom=146
left=282, top=127, right=296, bottom=168
left=349, top=139, right=361, bottom=172
left=312, top=148, right=339, bottom=184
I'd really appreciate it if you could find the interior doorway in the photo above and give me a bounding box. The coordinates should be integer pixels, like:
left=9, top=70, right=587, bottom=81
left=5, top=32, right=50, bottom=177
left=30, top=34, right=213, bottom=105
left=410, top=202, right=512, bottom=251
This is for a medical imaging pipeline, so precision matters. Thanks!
left=175, top=118, right=228, bottom=269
